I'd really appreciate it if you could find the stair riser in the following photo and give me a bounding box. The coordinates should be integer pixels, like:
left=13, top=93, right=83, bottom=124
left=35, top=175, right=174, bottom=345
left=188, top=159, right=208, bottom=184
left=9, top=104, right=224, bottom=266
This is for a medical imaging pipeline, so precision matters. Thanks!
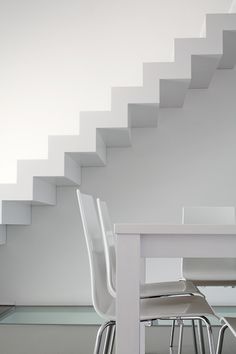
left=218, top=31, right=236, bottom=69
left=1, top=203, right=31, bottom=225
left=18, top=155, right=81, bottom=186
left=33, top=179, right=57, bottom=206
left=0, top=226, right=6, bottom=244
left=190, top=55, right=221, bottom=89
left=159, top=79, right=190, bottom=108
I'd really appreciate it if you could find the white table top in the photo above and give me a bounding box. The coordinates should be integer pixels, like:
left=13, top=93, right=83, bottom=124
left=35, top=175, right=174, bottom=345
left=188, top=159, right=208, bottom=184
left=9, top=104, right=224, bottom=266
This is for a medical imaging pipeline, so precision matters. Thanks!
left=115, top=223, right=236, bottom=235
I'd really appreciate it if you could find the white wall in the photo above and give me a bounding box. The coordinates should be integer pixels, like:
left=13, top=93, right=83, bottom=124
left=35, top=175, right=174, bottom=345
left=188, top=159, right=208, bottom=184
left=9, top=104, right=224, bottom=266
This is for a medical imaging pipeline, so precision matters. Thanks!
left=230, top=0, right=236, bottom=11
left=1, top=66, right=236, bottom=305
left=0, top=0, right=232, bottom=182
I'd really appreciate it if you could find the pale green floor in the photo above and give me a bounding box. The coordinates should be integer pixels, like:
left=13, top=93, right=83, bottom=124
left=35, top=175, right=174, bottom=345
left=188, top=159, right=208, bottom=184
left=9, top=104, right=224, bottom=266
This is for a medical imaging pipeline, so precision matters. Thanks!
left=0, top=305, right=235, bottom=326
left=0, top=306, right=101, bottom=325
left=0, top=308, right=235, bottom=354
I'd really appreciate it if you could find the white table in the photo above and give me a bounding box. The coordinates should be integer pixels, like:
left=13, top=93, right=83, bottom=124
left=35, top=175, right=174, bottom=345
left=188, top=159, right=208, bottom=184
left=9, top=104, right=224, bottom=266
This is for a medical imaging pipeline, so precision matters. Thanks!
left=114, top=224, right=236, bottom=354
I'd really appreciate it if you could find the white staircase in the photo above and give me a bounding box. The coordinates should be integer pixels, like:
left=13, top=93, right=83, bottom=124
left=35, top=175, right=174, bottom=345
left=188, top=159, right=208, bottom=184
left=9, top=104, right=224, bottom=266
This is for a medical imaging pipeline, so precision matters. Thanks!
left=0, top=13, right=236, bottom=244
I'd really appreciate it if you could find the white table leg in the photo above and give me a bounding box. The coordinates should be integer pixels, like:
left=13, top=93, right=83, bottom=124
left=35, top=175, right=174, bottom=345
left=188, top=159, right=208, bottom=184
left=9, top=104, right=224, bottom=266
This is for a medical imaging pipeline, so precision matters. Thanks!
left=116, top=233, right=141, bottom=354
left=140, top=258, right=146, bottom=354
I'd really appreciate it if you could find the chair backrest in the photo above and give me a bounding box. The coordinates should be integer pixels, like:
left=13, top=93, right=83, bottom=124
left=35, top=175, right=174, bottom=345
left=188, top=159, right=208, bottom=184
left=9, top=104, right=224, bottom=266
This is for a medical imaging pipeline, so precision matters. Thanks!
left=182, top=206, right=236, bottom=284
left=96, top=198, right=116, bottom=297
left=76, top=190, right=114, bottom=319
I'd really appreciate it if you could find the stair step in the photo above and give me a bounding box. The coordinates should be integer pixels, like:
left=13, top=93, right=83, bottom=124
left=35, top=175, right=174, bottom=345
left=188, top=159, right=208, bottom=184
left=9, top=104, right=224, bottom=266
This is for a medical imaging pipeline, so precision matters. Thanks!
left=190, top=54, right=221, bottom=89
left=0, top=226, right=6, bottom=244
left=99, top=128, right=131, bottom=147
left=111, top=86, right=157, bottom=113
left=17, top=155, right=81, bottom=186
left=0, top=178, right=56, bottom=205
left=206, top=14, right=236, bottom=39
left=129, top=103, right=158, bottom=128
left=48, top=132, right=106, bottom=166
left=1, top=202, right=31, bottom=225
left=218, top=30, right=236, bottom=69
left=79, top=111, right=131, bottom=146
left=175, top=37, right=218, bottom=66
left=69, top=131, right=107, bottom=166
left=32, top=179, right=57, bottom=205
left=159, top=79, right=190, bottom=107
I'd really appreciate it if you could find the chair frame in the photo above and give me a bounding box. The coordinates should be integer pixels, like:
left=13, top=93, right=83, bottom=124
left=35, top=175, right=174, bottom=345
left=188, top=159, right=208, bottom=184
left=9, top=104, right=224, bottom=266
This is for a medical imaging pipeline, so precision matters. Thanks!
left=216, top=318, right=236, bottom=354
left=216, top=323, right=228, bottom=354
left=95, top=316, right=215, bottom=354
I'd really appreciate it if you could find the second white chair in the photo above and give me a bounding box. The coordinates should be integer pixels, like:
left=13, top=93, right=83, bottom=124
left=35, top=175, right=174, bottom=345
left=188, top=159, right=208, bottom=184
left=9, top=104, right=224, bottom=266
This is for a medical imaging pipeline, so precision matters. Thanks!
left=96, top=197, right=217, bottom=353
left=182, top=206, right=236, bottom=354
left=182, top=206, right=236, bottom=287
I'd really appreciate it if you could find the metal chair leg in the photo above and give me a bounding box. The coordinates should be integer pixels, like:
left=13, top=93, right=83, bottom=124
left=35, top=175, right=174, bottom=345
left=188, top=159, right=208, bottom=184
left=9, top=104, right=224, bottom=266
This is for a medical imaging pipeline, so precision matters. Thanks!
left=216, top=324, right=228, bottom=354
left=177, top=321, right=184, bottom=354
left=177, top=319, right=201, bottom=354
left=168, top=316, right=215, bottom=354
left=94, top=321, right=114, bottom=354
left=103, top=323, right=114, bottom=354
left=107, top=324, right=116, bottom=354
left=199, top=316, right=215, bottom=354
left=192, top=320, right=198, bottom=354
left=169, top=319, right=176, bottom=348
left=197, top=319, right=206, bottom=354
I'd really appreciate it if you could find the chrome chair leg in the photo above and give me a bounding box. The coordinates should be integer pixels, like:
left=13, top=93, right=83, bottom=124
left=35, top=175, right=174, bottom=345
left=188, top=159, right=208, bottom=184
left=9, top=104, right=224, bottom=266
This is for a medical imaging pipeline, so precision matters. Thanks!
left=199, top=316, right=215, bottom=354
left=192, top=320, right=198, bottom=354
left=94, top=321, right=114, bottom=354
left=169, top=319, right=176, bottom=348
left=107, top=324, right=116, bottom=354
left=177, top=319, right=198, bottom=354
left=103, top=323, right=114, bottom=354
left=169, top=316, right=215, bottom=354
left=216, top=324, right=228, bottom=354
left=177, top=321, right=184, bottom=354
left=197, top=319, right=206, bottom=354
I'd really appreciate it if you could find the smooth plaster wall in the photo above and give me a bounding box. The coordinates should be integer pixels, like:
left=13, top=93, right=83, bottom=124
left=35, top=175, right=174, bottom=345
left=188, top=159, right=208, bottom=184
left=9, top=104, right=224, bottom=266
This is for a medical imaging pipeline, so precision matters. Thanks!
left=0, top=0, right=232, bottom=182
left=0, top=67, right=236, bottom=305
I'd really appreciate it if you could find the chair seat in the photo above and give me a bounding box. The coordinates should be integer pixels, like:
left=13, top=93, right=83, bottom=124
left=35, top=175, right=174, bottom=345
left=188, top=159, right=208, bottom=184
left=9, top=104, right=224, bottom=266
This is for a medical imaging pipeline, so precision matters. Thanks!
left=222, top=317, right=236, bottom=337
left=140, top=279, right=202, bottom=298
left=190, top=280, right=236, bottom=286
left=182, top=258, right=236, bottom=286
left=103, top=294, right=216, bottom=322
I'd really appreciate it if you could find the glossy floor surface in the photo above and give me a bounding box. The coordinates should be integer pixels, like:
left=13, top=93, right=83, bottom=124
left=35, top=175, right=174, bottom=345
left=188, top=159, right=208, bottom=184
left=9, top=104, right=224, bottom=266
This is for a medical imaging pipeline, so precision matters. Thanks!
left=0, top=305, right=235, bottom=325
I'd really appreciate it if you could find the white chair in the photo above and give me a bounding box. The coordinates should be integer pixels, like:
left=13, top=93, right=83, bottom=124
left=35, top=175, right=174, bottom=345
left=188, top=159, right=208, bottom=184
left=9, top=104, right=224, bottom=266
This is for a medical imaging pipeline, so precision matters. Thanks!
left=77, top=190, right=216, bottom=354
left=216, top=317, right=236, bottom=354
left=182, top=207, right=236, bottom=286
left=182, top=206, right=236, bottom=354
left=97, top=198, right=207, bottom=353
left=96, top=198, right=203, bottom=299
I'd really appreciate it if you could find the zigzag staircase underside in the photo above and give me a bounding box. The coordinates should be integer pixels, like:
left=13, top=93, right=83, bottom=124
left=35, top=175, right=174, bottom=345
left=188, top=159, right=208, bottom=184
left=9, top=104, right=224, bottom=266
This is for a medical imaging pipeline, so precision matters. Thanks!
left=0, top=13, right=236, bottom=244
